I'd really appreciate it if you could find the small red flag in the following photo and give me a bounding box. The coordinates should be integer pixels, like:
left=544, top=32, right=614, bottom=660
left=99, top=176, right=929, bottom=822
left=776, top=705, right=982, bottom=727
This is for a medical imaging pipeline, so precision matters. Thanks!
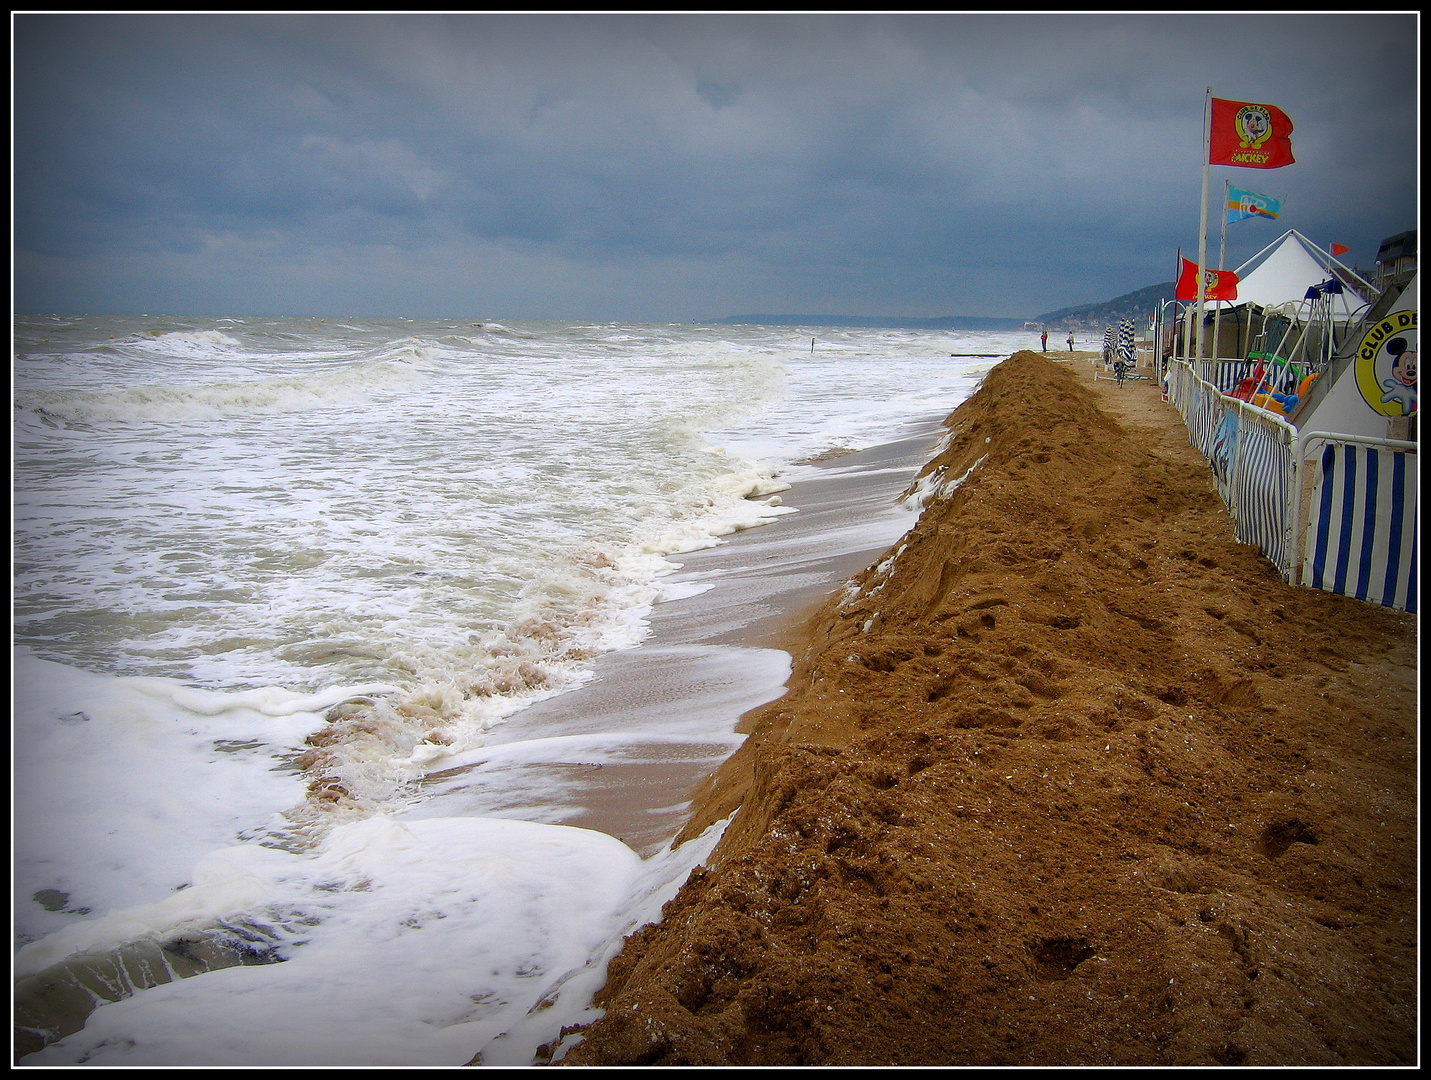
left=1209, top=97, right=1296, bottom=169
left=1331, top=243, right=1350, bottom=257
left=1176, top=258, right=1240, bottom=302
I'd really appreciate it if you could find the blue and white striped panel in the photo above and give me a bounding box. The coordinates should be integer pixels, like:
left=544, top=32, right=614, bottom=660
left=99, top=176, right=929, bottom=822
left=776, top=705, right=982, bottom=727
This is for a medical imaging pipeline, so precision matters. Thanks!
left=1210, top=403, right=1238, bottom=492
left=1197, top=361, right=1246, bottom=393
left=1117, top=320, right=1135, bottom=363
left=1197, top=392, right=1223, bottom=469
left=1195, top=359, right=1302, bottom=396
left=1193, top=389, right=1222, bottom=466
left=1229, top=418, right=1293, bottom=575
left=1303, top=443, right=1418, bottom=612
left=1221, top=365, right=1241, bottom=393
left=1178, top=375, right=1208, bottom=453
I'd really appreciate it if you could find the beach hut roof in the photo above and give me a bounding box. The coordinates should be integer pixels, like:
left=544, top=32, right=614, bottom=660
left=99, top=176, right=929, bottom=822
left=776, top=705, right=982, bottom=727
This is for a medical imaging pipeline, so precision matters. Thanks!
left=1224, top=230, right=1373, bottom=320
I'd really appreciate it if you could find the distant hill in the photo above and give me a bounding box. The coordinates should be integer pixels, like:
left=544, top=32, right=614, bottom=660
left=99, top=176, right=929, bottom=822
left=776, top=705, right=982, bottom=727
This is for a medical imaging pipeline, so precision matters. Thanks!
left=1031, top=282, right=1176, bottom=331
left=708, top=285, right=1177, bottom=334
left=708, top=313, right=1026, bottom=331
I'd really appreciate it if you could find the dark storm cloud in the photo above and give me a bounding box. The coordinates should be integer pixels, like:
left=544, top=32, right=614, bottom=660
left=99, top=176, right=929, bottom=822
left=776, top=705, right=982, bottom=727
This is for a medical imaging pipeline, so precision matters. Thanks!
left=13, top=13, right=1418, bottom=320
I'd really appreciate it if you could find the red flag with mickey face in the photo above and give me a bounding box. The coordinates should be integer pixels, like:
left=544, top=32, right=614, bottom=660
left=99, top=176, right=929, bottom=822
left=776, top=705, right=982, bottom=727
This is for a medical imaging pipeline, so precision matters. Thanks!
left=1209, top=98, right=1295, bottom=169
left=1176, top=258, right=1239, bottom=302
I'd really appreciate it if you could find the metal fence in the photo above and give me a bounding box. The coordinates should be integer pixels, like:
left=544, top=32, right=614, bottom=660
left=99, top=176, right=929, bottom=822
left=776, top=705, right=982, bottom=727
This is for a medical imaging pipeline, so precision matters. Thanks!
left=1165, top=359, right=1417, bottom=612
left=1168, top=360, right=1298, bottom=575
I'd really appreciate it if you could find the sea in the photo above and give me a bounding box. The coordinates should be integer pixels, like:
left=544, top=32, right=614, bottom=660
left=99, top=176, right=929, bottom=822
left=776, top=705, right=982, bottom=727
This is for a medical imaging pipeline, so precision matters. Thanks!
left=12, top=314, right=1036, bottom=1065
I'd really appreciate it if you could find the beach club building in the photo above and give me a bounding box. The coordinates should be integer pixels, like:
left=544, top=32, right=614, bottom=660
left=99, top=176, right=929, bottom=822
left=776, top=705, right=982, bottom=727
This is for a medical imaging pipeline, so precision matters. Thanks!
left=1160, top=230, right=1417, bottom=613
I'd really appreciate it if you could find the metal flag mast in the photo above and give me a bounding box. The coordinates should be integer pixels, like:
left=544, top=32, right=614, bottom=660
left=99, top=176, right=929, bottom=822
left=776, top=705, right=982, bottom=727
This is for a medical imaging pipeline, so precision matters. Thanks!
left=1213, top=177, right=1230, bottom=359
left=1194, top=86, right=1213, bottom=360
left=1181, top=88, right=1213, bottom=365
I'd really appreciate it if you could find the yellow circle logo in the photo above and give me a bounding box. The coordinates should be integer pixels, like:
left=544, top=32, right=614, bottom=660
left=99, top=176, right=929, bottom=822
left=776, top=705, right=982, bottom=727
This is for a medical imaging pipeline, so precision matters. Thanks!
left=1354, top=309, right=1418, bottom=417
left=1235, top=105, right=1273, bottom=149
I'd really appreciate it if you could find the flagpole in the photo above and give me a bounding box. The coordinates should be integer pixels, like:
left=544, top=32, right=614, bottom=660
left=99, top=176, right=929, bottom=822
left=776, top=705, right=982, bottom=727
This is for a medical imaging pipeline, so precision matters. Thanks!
left=1213, top=178, right=1228, bottom=360
left=1180, top=250, right=1194, bottom=364
left=1194, top=87, right=1213, bottom=359
left=1173, top=245, right=1182, bottom=366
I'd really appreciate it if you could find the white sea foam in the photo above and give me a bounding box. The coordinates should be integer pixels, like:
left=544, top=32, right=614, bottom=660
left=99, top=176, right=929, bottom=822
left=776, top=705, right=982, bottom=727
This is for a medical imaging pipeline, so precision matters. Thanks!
left=900, top=454, right=987, bottom=510
left=14, top=359, right=426, bottom=423
left=23, top=811, right=735, bottom=1066
left=11, top=648, right=374, bottom=950
left=22, top=815, right=651, bottom=1066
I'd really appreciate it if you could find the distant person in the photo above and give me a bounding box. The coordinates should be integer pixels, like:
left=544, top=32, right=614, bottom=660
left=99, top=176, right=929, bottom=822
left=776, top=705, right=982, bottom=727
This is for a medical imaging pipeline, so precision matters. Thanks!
left=1041, top=330, right=1048, bottom=352
left=1067, top=332, right=1075, bottom=352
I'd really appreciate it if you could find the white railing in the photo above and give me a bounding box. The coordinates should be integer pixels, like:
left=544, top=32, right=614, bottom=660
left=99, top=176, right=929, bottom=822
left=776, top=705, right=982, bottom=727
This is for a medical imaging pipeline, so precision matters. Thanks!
left=1167, top=360, right=1298, bottom=574
left=1165, top=359, right=1417, bottom=612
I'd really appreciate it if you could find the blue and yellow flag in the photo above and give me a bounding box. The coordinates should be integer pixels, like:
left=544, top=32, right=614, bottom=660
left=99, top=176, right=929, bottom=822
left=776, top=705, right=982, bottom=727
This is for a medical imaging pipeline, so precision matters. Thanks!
left=1226, top=185, right=1281, bottom=224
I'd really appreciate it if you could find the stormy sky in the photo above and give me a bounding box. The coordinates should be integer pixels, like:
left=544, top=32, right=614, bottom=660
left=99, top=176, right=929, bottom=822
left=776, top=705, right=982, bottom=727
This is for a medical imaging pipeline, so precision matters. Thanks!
left=12, top=13, right=1418, bottom=322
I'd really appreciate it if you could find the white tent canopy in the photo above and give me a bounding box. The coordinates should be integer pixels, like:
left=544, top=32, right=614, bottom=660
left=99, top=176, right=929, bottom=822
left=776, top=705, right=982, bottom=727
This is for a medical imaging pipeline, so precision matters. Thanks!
left=1212, top=230, right=1374, bottom=321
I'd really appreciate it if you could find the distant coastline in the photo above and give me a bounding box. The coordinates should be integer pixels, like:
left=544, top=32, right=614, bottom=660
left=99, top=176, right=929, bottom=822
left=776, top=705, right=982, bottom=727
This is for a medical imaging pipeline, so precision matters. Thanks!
left=705, top=313, right=1026, bottom=331
left=1030, top=280, right=1176, bottom=331
left=705, top=278, right=1178, bottom=333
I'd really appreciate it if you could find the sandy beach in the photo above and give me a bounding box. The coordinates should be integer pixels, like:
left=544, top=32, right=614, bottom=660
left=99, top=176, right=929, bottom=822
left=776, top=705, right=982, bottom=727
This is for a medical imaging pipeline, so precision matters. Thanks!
left=557, top=351, right=1418, bottom=1067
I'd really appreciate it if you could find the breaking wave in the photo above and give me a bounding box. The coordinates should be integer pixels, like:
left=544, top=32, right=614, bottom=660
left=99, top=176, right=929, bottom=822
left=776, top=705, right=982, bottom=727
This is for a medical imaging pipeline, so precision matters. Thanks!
left=14, top=360, right=428, bottom=425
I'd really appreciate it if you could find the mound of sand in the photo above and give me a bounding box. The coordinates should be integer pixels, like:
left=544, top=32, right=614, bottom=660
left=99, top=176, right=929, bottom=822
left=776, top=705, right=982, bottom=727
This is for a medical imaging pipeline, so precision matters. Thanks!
left=556, top=351, right=1417, bottom=1067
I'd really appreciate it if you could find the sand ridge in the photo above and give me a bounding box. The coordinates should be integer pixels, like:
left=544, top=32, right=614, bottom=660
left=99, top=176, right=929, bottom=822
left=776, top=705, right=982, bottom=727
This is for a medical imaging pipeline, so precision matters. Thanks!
left=555, top=351, right=1417, bottom=1067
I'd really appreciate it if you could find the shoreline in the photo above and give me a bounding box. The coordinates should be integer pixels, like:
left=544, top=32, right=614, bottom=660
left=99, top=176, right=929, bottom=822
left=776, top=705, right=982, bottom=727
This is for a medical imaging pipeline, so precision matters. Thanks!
left=13, top=389, right=972, bottom=1065
left=560, top=351, right=1417, bottom=1066
left=401, top=412, right=953, bottom=858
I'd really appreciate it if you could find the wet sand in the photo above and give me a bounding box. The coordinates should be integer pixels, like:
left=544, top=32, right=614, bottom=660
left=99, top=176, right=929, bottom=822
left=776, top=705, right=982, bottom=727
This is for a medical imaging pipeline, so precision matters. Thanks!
left=558, top=351, right=1418, bottom=1067
left=402, top=415, right=952, bottom=856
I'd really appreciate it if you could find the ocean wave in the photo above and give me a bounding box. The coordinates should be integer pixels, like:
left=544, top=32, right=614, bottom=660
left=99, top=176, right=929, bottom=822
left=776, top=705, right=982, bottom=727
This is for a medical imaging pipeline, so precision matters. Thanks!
left=126, top=329, right=245, bottom=356
left=244, top=459, right=796, bottom=832
left=468, top=321, right=542, bottom=340
left=13, top=359, right=427, bottom=424
left=368, top=338, right=455, bottom=369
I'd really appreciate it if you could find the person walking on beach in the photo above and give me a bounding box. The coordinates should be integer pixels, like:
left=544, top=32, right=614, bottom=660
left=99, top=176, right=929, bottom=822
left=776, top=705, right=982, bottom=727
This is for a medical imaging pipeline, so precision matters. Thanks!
left=1041, top=330, right=1048, bottom=352
left=1067, top=332, right=1075, bottom=352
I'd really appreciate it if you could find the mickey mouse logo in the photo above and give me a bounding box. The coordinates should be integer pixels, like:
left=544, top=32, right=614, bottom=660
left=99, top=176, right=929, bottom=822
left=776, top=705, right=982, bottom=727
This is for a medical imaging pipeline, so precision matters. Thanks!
left=1235, top=105, right=1274, bottom=149
left=1354, top=309, right=1418, bottom=417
